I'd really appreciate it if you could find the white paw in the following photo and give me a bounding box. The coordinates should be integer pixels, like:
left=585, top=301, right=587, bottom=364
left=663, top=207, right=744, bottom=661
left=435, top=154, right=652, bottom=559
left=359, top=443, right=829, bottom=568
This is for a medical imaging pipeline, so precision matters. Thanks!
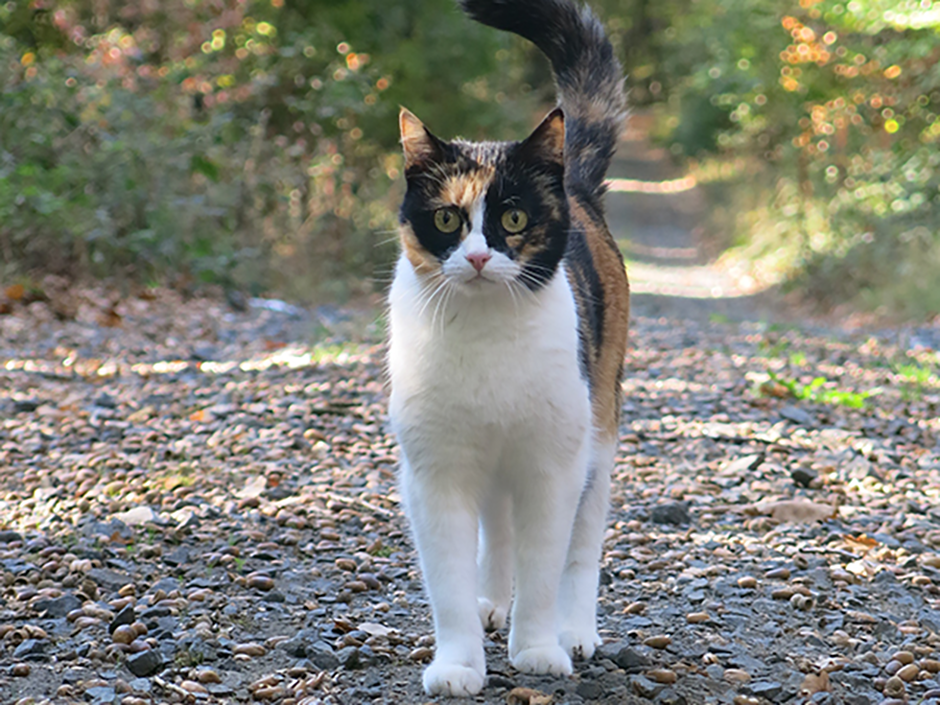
left=559, top=629, right=601, bottom=661
left=477, top=597, right=508, bottom=631
left=511, top=644, right=573, bottom=676
left=423, top=661, right=485, bottom=697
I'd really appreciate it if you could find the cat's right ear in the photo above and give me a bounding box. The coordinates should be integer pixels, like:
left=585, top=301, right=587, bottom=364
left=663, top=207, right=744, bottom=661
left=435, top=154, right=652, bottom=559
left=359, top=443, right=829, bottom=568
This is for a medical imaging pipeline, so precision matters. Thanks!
left=400, top=107, right=446, bottom=169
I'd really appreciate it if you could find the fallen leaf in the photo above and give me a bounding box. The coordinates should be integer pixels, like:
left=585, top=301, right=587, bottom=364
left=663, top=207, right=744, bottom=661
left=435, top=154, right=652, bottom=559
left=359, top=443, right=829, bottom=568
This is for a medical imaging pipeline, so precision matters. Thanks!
left=507, top=687, right=553, bottom=705
left=760, top=380, right=793, bottom=398
left=5, top=283, right=25, bottom=301
left=799, top=671, right=831, bottom=695
left=114, top=506, right=159, bottom=526
left=845, top=558, right=883, bottom=579
left=358, top=622, right=395, bottom=638
left=755, top=499, right=837, bottom=523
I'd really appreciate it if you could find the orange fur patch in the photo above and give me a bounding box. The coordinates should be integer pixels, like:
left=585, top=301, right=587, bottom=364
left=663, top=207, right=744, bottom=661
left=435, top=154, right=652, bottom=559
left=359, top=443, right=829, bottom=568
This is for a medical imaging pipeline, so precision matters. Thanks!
left=569, top=199, right=630, bottom=441
left=400, top=223, right=443, bottom=276
left=438, top=169, right=495, bottom=214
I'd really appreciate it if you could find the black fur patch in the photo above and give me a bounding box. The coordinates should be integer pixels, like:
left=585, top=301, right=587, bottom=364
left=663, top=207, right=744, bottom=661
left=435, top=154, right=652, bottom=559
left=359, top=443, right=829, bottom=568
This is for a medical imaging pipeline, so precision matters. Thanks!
left=459, top=0, right=626, bottom=213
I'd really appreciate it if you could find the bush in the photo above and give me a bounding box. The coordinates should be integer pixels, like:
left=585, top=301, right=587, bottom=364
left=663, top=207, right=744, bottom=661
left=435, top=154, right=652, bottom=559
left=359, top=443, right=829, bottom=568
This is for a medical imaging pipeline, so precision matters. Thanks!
left=0, top=0, right=532, bottom=300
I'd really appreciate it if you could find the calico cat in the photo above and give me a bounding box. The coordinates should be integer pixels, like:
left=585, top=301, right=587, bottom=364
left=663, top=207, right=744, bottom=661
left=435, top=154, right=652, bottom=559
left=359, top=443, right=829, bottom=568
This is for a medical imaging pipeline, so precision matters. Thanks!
left=387, top=0, right=629, bottom=696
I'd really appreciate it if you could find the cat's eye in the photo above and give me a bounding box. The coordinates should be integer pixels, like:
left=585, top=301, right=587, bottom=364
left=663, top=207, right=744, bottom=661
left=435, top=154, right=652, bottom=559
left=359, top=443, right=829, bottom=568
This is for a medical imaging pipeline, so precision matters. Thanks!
left=433, top=208, right=462, bottom=233
left=501, top=208, right=528, bottom=233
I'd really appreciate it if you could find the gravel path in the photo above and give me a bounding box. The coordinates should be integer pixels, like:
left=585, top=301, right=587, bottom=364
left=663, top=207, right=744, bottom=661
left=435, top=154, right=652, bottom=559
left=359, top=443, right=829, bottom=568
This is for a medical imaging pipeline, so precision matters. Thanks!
left=1, top=132, right=940, bottom=705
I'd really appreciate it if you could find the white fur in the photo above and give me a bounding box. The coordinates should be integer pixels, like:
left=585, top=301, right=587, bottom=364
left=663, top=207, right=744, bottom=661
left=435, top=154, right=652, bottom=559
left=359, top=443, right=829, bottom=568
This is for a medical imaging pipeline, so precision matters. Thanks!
left=389, top=203, right=610, bottom=696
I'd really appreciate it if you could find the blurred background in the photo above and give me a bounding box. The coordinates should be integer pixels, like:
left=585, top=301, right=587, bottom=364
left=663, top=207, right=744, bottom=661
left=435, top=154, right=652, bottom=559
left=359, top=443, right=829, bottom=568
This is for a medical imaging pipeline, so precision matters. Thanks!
left=1, top=0, right=938, bottom=318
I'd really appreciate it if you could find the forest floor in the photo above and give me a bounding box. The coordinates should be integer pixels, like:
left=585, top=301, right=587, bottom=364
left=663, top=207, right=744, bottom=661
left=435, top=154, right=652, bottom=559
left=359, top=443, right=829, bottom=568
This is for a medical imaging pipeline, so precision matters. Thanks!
left=1, top=125, right=940, bottom=705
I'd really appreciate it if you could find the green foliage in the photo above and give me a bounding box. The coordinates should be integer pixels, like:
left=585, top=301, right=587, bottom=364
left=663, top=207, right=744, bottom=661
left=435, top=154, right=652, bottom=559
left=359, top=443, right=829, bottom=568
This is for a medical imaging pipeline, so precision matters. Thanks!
left=764, top=371, right=879, bottom=408
left=0, top=0, right=531, bottom=298
left=624, top=0, right=940, bottom=316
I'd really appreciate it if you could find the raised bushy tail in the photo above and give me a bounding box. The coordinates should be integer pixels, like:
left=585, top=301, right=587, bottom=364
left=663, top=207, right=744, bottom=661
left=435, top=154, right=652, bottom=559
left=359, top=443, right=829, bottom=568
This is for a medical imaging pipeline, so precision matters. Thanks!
left=459, top=0, right=626, bottom=203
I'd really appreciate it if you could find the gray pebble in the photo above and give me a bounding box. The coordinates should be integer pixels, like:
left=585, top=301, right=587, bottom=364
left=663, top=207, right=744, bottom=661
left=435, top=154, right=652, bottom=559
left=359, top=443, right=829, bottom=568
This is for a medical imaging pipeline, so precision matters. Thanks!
left=651, top=502, right=691, bottom=526
left=126, top=649, right=163, bottom=677
left=34, top=592, right=82, bottom=618
left=13, top=638, right=47, bottom=660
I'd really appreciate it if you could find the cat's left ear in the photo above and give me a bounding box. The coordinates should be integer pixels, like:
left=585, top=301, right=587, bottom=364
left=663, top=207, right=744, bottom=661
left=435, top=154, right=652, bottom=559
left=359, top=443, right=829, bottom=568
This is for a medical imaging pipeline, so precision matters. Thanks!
left=517, top=108, right=565, bottom=166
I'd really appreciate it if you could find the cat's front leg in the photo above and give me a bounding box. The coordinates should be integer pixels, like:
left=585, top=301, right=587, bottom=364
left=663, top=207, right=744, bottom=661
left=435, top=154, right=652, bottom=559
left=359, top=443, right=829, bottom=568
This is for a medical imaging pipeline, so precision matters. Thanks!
left=401, top=461, right=486, bottom=697
left=478, top=491, right=512, bottom=631
left=506, top=449, right=589, bottom=677
left=558, top=441, right=614, bottom=661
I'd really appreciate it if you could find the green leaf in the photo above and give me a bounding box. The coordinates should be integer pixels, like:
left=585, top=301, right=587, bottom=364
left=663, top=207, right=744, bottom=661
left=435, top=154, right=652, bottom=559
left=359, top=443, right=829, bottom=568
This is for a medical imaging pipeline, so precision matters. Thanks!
left=190, top=154, right=220, bottom=182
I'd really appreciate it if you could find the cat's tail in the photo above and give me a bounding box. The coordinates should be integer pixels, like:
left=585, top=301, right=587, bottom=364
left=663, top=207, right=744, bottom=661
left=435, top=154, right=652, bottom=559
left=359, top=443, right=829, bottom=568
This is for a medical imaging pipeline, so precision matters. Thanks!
left=459, top=0, right=625, bottom=202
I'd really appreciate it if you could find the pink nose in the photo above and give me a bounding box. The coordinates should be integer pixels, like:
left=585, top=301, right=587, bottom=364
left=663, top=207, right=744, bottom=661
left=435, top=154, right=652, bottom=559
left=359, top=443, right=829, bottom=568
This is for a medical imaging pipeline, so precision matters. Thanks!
left=466, top=252, right=491, bottom=273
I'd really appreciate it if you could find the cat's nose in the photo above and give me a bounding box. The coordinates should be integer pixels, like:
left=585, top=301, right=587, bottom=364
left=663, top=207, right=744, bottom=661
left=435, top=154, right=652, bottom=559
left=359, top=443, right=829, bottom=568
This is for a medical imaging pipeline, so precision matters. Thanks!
left=466, top=252, right=492, bottom=273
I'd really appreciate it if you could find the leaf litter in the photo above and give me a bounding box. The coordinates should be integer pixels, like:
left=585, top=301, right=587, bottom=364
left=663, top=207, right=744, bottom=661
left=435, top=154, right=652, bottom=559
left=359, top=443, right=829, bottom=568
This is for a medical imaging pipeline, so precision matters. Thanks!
left=1, top=288, right=940, bottom=704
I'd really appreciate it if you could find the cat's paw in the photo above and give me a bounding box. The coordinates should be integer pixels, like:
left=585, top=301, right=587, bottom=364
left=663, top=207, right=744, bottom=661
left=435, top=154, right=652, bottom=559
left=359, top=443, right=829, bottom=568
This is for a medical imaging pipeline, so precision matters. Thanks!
left=559, top=628, right=601, bottom=661
left=477, top=597, right=508, bottom=631
left=511, top=644, right=573, bottom=676
left=422, top=661, right=485, bottom=697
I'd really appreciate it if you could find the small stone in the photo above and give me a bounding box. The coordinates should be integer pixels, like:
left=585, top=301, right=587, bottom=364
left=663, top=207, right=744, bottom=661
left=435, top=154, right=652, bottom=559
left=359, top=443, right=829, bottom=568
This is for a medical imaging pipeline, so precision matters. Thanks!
left=657, top=689, right=688, bottom=705
left=335, top=558, right=358, bottom=572
left=791, top=468, right=817, bottom=488
left=624, top=601, right=647, bottom=614
left=180, top=680, right=208, bottom=695
left=643, top=635, right=671, bottom=649
left=737, top=576, right=758, bottom=589
left=686, top=612, right=710, bottom=624
left=884, top=660, right=902, bottom=676
left=126, top=649, right=163, bottom=677
left=596, top=643, right=651, bottom=671
left=253, top=686, right=285, bottom=701
left=11, top=663, right=30, bottom=677
left=896, top=663, right=919, bottom=682
left=85, top=686, right=116, bottom=704
left=195, top=669, right=221, bottom=684
left=630, top=674, right=664, bottom=698
left=891, top=651, right=915, bottom=665
left=246, top=574, right=275, bottom=591
left=765, top=567, right=791, bottom=580
left=409, top=646, right=433, bottom=662
left=724, top=668, right=751, bottom=683
left=883, top=676, right=906, bottom=697
left=921, top=658, right=940, bottom=673
left=337, top=646, right=362, bottom=670
left=307, top=641, right=340, bottom=670
left=576, top=681, right=604, bottom=699
left=648, top=668, right=678, bottom=684
left=749, top=681, right=783, bottom=699
left=13, top=639, right=46, bottom=660
left=233, top=642, right=266, bottom=657
left=112, top=625, right=136, bottom=645
left=651, top=502, right=691, bottom=526
left=33, top=593, right=82, bottom=618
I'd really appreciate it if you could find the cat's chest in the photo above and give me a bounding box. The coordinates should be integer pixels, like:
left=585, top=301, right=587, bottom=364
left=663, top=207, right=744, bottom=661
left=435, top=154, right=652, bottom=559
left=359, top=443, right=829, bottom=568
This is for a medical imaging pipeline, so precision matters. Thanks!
left=388, top=263, right=586, bottom=418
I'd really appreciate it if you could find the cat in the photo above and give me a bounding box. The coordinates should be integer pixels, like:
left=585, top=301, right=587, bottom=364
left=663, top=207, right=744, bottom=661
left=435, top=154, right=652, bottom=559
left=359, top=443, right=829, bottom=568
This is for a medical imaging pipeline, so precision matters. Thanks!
left=387, top=0, right=629, bottom=696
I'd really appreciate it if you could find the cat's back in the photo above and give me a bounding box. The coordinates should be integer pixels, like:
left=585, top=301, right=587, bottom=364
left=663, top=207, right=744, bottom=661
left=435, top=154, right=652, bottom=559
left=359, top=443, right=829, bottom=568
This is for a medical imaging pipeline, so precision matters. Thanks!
left=564, top=197, right=629, bottom=441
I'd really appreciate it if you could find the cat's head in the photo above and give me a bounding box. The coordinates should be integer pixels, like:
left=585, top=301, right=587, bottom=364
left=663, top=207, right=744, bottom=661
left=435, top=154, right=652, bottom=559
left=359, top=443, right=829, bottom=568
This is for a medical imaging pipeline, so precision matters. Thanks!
left=397, top=108, right=568, bottom=292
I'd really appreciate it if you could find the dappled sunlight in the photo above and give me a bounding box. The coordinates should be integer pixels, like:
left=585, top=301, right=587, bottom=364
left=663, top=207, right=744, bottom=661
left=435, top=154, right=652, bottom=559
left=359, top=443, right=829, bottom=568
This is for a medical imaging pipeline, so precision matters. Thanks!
left=0, top=343, right=373, bottom=382
left=606, top=175, right=698, bottom=194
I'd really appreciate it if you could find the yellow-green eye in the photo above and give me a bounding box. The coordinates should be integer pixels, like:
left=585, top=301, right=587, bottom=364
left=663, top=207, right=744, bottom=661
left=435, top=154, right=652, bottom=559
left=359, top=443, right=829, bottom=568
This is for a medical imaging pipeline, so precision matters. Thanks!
left=501, top=208, right=528, bottom=233
left=434, top=208, right=461, bottom=233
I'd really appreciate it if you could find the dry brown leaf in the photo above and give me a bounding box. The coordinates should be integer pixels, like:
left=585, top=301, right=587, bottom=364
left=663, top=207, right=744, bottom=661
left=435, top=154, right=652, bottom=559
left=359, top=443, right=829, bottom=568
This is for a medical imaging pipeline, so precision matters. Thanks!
left=759, top=380, right=794, bottom=398
left=799, top=671, right=831, bottom=695
left=507, top=687, right=553, bottom=705
left=756, top=499, right=837, bottom=523
left=5, top=283, right=25, bottom=301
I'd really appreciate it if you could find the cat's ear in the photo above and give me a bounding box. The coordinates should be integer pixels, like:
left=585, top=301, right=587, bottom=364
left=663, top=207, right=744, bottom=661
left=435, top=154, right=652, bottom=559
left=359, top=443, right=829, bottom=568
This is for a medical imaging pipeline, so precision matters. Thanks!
left=517, top=108, right=565, bottom=166
left=400, top=107, right=446, bottom=169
